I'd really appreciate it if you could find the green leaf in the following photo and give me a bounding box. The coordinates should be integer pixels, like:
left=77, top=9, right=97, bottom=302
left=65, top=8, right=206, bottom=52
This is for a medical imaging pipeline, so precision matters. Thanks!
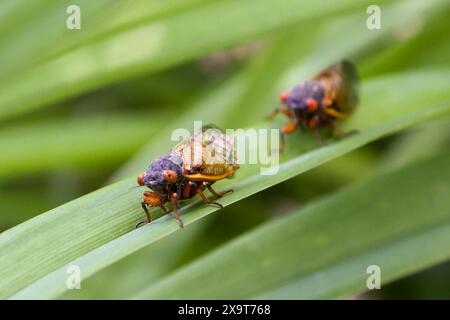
left=4, top=69, right=450, bottom=299
left=380, top=118, right=450, bottom=170
left=132, top=151, right=450, bottom=299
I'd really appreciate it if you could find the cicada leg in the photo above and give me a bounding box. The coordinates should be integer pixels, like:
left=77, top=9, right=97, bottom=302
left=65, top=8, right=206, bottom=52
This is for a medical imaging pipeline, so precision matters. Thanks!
left=170, top=192, right=184, bottom=228
left=194, top=182, right=223, bottom=209
left=266, top=106, right=292, bottom=120
left=331, top=121, right=358, bottom=137
left=307, top=116, right=326, bottom=144
left=266, top=107, right=281, bottom=120
left=324, top=107, right=348, bottom=120
left=140, top=202, right=153, bottom=224
left=206, top=183, right=233, bottom=199
left=136, top=192, right=168, bottom=228
left=266, top=106, right=298, bottom=152
left=280, top=122, right=297, bottom=152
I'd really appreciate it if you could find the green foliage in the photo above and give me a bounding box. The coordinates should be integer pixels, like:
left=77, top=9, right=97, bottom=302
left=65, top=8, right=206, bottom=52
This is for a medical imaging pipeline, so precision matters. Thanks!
left=1, top=0, right=450, bottom=299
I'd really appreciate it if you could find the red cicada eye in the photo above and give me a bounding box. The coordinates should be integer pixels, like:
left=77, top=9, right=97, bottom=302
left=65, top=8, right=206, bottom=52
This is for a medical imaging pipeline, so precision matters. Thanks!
left=162, top=170, right=178, bottom=183
left=306, top=98, right=319, bottom=112
left=279, top=91, right=289, bottom=103
left=137, top=173, right=145, bottom=186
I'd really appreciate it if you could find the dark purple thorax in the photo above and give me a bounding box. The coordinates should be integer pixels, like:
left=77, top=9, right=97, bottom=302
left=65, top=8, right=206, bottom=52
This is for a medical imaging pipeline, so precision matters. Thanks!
left=285, top=80, right=325, bottom=117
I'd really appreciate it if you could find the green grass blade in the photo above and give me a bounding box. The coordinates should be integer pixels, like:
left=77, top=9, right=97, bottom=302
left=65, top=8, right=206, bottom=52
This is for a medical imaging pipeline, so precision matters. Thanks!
left=4, top=69, right=450, bottom=299
left=380, top=118, right=450, bottom=170
left=132, top=151, right=450, bottom=299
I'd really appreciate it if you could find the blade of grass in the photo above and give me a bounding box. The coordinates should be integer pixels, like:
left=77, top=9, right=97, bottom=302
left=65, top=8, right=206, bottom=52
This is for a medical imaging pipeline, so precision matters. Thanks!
left=131, top=151, right=450, bottom=299
left=0, top=190, right=54, bottom=230
left=380, top=118, right=450, bottom=170
left=5, top=69, right=450, bottom=299
left=59, top=217, right=213, bottom=299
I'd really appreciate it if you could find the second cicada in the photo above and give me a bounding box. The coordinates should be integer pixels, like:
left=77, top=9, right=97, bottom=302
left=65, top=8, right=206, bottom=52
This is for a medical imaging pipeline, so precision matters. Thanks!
left=268, top=60, right=359, bottom=150
left=137, top=126, right=239, bottom=228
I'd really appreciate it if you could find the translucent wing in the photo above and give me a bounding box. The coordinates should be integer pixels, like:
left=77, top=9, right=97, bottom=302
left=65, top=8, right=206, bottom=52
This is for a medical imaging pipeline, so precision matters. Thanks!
left=172, top=125, right=238, bottom=177
left=314, top=60, right=359, bottom=115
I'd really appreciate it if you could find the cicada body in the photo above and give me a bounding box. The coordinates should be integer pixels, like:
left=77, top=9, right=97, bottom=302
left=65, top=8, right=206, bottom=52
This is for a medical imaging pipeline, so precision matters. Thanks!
left=269, top=60, right=359, bottom=150
left=137, top=126, right=238, bottom=228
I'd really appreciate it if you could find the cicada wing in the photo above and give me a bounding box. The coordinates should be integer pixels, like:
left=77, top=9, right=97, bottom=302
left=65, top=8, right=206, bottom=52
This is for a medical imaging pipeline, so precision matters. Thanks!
left=171, top=124, right=223, bottom=167
left=172, top=124, right=238, bottom=177
left=314, top=60, right=359, bottom=115
left=336, top=60, right=359, bottom=113
left=201, top=123, right=223, bottom=132
left=199, top=126, right=238, bottom=175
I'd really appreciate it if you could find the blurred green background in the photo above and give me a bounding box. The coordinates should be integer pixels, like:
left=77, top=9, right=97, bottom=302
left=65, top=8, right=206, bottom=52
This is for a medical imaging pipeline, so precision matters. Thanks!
left=0, top=0, right=449, bottom=299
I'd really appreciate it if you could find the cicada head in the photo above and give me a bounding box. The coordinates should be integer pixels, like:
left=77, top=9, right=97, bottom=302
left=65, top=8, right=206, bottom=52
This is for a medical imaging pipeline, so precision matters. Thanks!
left=141, top=153, right=184, bottom=195
left=279, top=91, right=290, bottom=103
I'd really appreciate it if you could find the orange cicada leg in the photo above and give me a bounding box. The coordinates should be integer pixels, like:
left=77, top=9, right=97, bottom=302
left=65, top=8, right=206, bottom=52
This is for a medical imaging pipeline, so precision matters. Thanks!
left=267, top=106, right=294, bottom=120
left=266, top=105, right=298, bottom=152
left=280, top=121, right=298, bottom=152
left=136, top=192, right=168, bottom=228
left=194, top=182, right=223, bottom=209
left=307, top=116, right=325, bottom=144
left=170, top=192, right=183, bottom=228
left=324, top=107, right=348, bottom=120
left=330, top=121, right=359, bottom=137
left=206, top=183, right=233, bottom=199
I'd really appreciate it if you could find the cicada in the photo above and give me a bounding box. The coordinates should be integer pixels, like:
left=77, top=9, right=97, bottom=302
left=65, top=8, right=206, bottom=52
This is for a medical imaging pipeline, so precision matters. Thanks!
left=268, top=60, right=359, bottom=150
left=137, top=126, right=239, bottom=228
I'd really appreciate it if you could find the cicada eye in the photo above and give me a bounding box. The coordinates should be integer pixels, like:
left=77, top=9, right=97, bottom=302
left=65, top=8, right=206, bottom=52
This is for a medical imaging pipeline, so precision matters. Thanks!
left=279, top=91, right=289, bottom=103
left=137, top=173, right=145, bottom=186
left=306, top=98, right=319, bottom=112
left=162, top=170, right=178, bottom=183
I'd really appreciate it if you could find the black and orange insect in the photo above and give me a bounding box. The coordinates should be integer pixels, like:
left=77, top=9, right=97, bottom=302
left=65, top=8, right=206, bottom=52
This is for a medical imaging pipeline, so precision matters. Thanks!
left=137, top=126, right=239, bottom=228
left=267, top=60, right=359, bottom=150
